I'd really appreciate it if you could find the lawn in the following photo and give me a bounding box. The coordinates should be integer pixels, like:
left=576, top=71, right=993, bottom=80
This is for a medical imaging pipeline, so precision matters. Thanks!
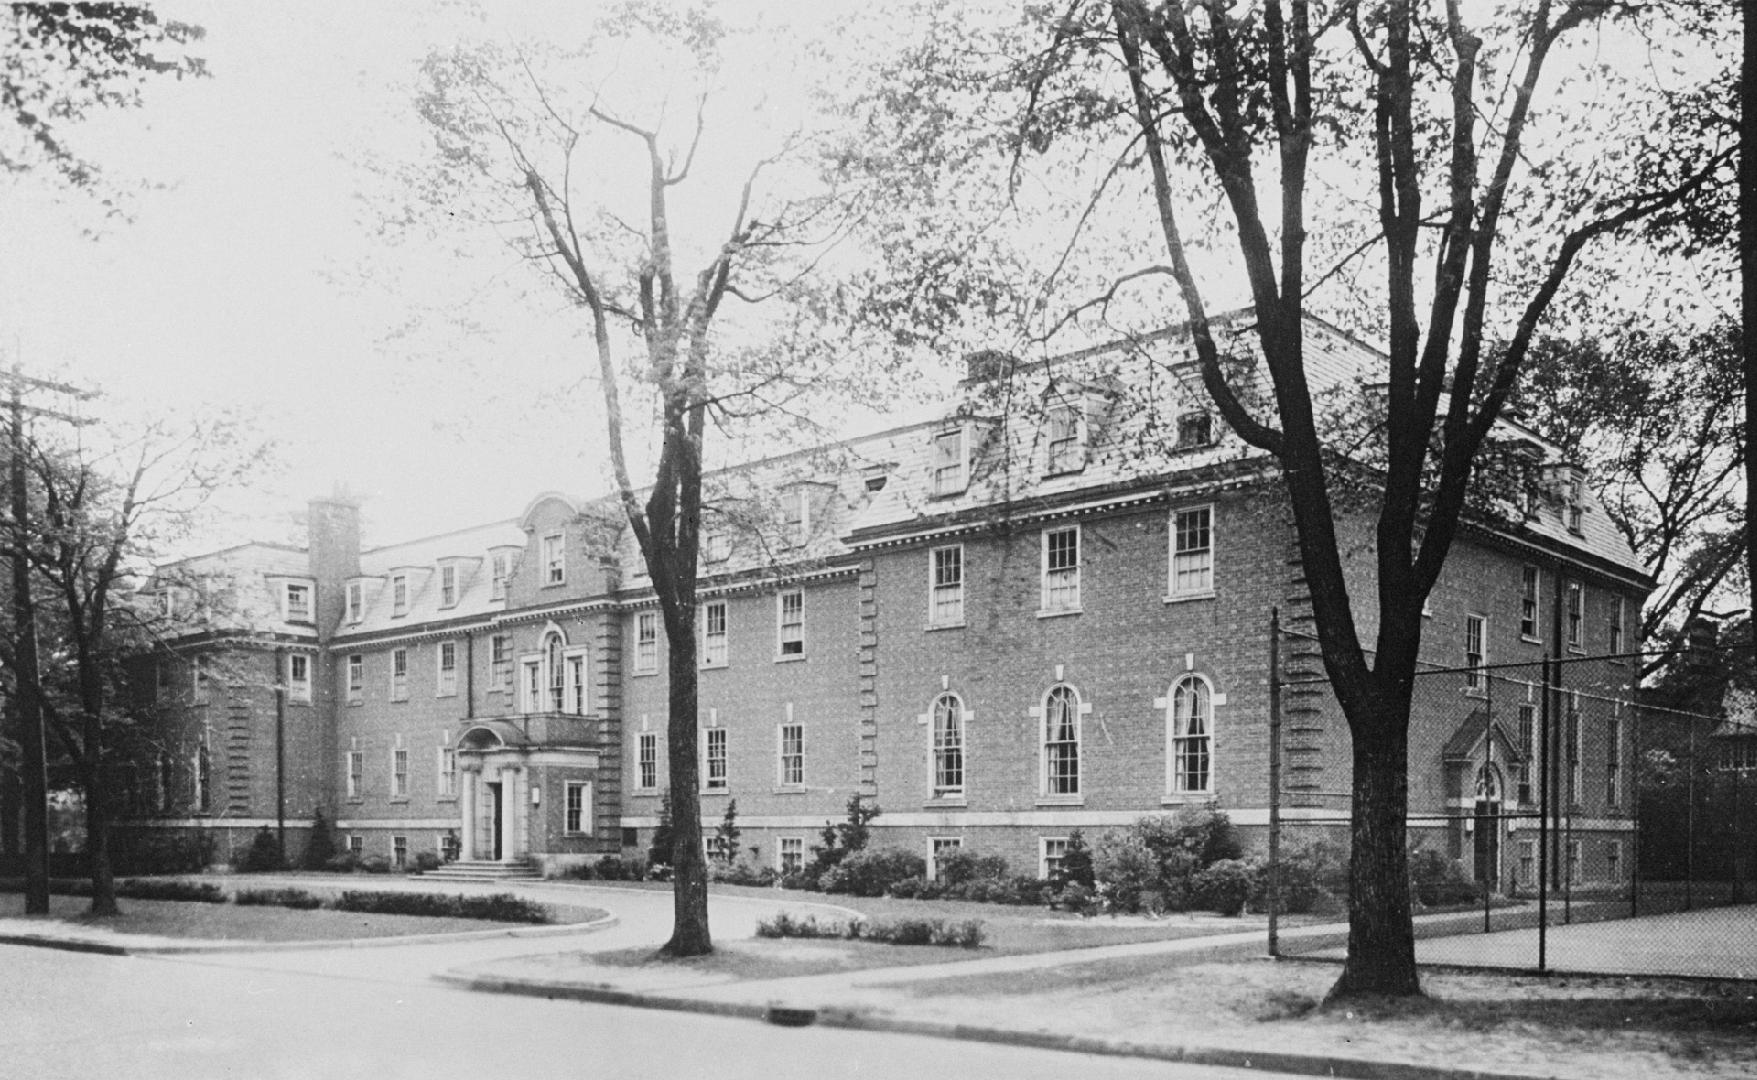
left=0, top=893, right=594, bottom=942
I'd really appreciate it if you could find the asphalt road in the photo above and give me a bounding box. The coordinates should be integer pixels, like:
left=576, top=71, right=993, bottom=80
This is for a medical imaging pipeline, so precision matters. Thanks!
left=0, top=942, right=1305, bottom=1080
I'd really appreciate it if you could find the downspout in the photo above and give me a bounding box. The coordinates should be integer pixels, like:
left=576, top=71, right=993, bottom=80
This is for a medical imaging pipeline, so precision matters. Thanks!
left=464, top=631, right=475, bottom=719
left=274, top=647, right=286, bottom=862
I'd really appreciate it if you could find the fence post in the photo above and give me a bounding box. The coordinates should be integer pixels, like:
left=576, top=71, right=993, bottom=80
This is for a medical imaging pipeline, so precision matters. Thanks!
left=1562, top=662, right=1573, bottom=926
left=1537, top=655, right=1550, bottom=974
left=1484, top=669, right=1494, bottom=934
left=1687, top=714, right=1696, bottom=912
left=1268, top=607, right=1282, bottom=959
left=1630, top=695, right=1641, bottom=919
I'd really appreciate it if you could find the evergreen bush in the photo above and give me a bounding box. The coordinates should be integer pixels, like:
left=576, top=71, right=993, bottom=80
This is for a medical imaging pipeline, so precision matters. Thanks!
left=301, top=808, right=337, bottom=871
left=237, top=826, right=285, bottom=873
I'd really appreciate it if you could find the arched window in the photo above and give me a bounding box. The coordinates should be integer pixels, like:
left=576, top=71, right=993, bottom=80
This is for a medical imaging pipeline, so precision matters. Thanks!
left=545, top=631, right=565, bottom=712
left=1043, top=685, right=1080, bottom=796
left=931, top=693, right=964, bottom=798
left=1169, top=676, right=1211, bottom=794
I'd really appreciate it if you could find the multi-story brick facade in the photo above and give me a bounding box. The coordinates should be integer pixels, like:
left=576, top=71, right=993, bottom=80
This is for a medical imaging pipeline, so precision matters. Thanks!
left=124, top=315, right=1650, bottom=888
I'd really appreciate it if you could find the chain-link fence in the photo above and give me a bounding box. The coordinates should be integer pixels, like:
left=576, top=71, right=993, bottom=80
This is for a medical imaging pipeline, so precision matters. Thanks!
left=1266, top=617, right=1757, bottom=977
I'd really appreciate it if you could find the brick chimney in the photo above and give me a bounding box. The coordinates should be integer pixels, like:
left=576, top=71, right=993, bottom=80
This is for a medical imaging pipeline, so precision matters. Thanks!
left=307, top=492, right=361, bottom=639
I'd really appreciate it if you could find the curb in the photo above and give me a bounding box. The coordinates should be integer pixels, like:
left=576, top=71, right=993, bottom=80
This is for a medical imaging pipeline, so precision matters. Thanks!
left=0, top=910, right=618, bottom=956
left=437, top=971, right=1560, bottom=1080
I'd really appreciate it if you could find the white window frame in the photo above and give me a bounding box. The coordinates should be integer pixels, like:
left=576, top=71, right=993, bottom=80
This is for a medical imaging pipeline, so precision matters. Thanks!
left=1519, top=565, right=1541, bottom=641
left=637, top=731, right=658, bottom=791
left=702, top=531, right=732, bottom=564
left=490, top=634, right=512, bottom=690
left=702, top=726, right=728, bottom=793
left=1516, top=699, right=1536, bottom=804
left=438, top=744, right=457, bottom=799
left=346, top=749, right=364, bottom=799
left=778, top=720, right=804, bottom=788
left=490, top=552, right=510, bottom=600
left=287, top=653, right=312, bottom=704
left=635, top=611, right=659, bottom=674
left=701, top=600, right=729, bottom=668
left=565, top=780, right=592, bottom=834
left=928, top=836, right=962, bottom=882
left=1167, top=674, right=1213, bottom=795
left=1609, top=594, right=1626, bottom=656
left=778, top=836, right=804, bottom=875
left=392, top=835, right=408, bottom=868
left=928, top=544, right=965, bottom=627
left=283, top=581, right=313, bottom=623
left=1566, top=838, right=1583, bottom=886
left=439, top=564, right=458, bottom=608
left=347, top=835, right=363, bottom=856
left=345, top=580, right=363, bottom=624
left=1606, top=703, right=1622, bottom=808
left=1606, top=839, right=1623, bottom=882
left=1043, top=404, right=1084, bottom=475
left=564, top=648, right=588, bottom=715
left=543, top=632, right=566, bottom=712
left=1175, top=409, right=1214, bottom=450
left=1566, top=580, right=1584, bottom=651
left=1040, top=684, right=1082, bottom=799
left=389, top=648, right=409, bottom=702
left=1464, top=613, right=1487, bottom=693
left=391, top=574, right=409, bottom=617
left=1040, top=836, right=1070, bottom=881
left=777, top=590, right=805, bottom=658
left=1168, top=505, right=1214, bottom=599
left=930, top=427, right=969, bottom=497
left=1040, top=525, right=1081, bottom=614
left=519, top=656, right=542, bottom=713
left=194, top=732, right=211, bottom=813
left=391, top=747, right=409, bottom=798
left=542, top=533, right=565, bottom=585
left=930, top=692, right=966, bottom=799
left=1568, top=691, right=1583, bottom=802
left=435, top=640, right=458, bottom=698
left=781, top=487, right=810, bottom=547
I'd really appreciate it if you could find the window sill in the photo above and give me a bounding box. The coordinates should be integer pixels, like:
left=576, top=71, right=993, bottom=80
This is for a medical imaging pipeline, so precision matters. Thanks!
left=700, top=788, right=732, bottom=797
left=435, top=691, right=458, bottom=699
left=633, top=788, right=661, bottom=797
left=389, top=796, right=410, bottom=804
left=1036, top=607, right=1082, bottom=620
left=925, top=797, right=967, bottom=809
left=1462, top=688, right=1487, bottom=699
left=1521, top=634, right=1543, bottom=644
left=289, top=697, right=313, bottom=707
left=1161, top=793, right=1214, bottom=807
left=925, top=621, right=966, bottom=632
left=632, top=669, right=658, bottom=678
left=700, top=662, right=729, bottom=671
left=389, top=698, right=409, bottom=705
left=346, top=797, right=364, bottom=805
left=774, top=653, right=807, bottom=664
left=347, top=698, right=363, bottom=707
left=1035, top=795, right=1084, bottom=807
left=1162, top=591, right=1215, bottom=605
left=772, top=785, right=809, bottom=796
left=436, top=795, right=458, bottom=804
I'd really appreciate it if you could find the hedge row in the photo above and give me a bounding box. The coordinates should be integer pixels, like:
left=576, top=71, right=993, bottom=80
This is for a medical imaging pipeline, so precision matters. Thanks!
left=755, top=911, right=985, bottom=949
left=0, top=878, right=552, bottom=925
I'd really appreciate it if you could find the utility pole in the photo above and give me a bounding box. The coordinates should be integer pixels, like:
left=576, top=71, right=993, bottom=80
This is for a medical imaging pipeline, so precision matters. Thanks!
left=3, top=366, right=96, bottom=913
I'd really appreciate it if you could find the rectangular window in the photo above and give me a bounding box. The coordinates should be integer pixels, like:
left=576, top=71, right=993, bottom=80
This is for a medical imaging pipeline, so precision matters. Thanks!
left=929, top=836, right=962, bottom=882
left=931, top=428, right=967, bottom=496
left=392, top=748, right=409, bottom=798
left=781, top=488, right=809, bottom=547
left=1566, top=839, right=1583, bottom=887
left=490, top=552, right=510, bottom=600
left=490, top=634, right=512, bottom=689
left=1520, top=565, right=1540, bottom=640
left=635, top=612, right=659, bottom=674
left=1518, top=839, right=1536, bottom=892
left=1041, top=525, right=1081, bottom=612
left=565, top=781, right=590, bottom=833
left=520, top=657, right=541, bottom=713
left=929, top=545, right=964, bottom=627
left=1464, top=614, right=1487, bottom=692
left=1606, top=840, right=1622, bottom=882
left=439, top=565, right=458, bottom=607
left=1609, top=595, right=1626, bottom=655
left=779, top=836, right=804, bottom=875
left=345, top=580, right=363, bottom=624
left=192, top=654, right=210, bottom=705
left=1170, top=506, right=1213, bottom=597
left=390, top=649, right=408, bottom=702
left=702, top=601, right=729, bottom=667
left=779, top=723, right=804, bottom=787
left=1606, top=705, right=1622, bottom=807
left=1041, top=837, right=1069, bottom=881
left=195, top=733, right=211, bottom=813
left=1043, top=687, right=1081, bottom=797
left=285, top=582, right=312, bottom=623
left=543, top=534, right=565, bottom=585
left=348, top=835, right=363, bottom=856
left=637, top=732, right=658, bottom=791
left=391, top=574, right=409, bottom=617
left=438, top=746, right=457, bottom=799
left=777, top=590, right=804, bottom=657
left=1566, top=580, right=1584, bottom=650
left=702, top=531, right=732, bottom=564
left=1568, top=692, right=1583, bottom=802
left=1176, top=410, right=1214, bottom=450
left=1044, top=405, right=1083, bottom=474
left=346, top=750, right=363, bottom=799
left=565, top=651, right=587, bottom=715
left=156, top=752, right=172, bottom=812
left=1516, top=701, right=1536, bottom=804
left=287, top=653, right=312, bottom=704
left=703, top=727, right=728, bottom=791
left=932, top=694, right=965, bottom=798
left=436, top=641, right=458, bottom=697
left=392, top=835, right=408, bottom=868
left=1566, top=476, right=1585, bottom=535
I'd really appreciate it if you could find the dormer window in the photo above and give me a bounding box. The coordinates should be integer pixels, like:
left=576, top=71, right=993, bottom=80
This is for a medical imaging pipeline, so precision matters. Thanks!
left=439, top=565, right=458, bottom=608
left=1176, top=410, right=1214, bottom=450
left=345, top=581, right=363, bottom=624
left=542, top=534, right=565, bottom=585
left=781, top=488, right=810, bottom=547
left=1044, top=405, right=1085, bottom=475
left=391, top=574, right=409, bottom=617
left=1565, top=475, right=1585, bottom=535
left=703, top=532, right=732, bottom=564
left=284, top=582, right=312, bottom=623
left=931, top=427, right=968, bottom=497
left=490, top=552, right=510, bottom=600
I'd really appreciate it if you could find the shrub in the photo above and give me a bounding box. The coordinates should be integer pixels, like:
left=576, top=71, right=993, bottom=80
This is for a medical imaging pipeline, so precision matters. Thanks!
left=116, top=878, right=227, bottom=904
left=709, top=859, right=777, bottom=887
left=323, top=853, right=360, bottom=873
left=1409, top=848, right=1484, bottom=907
left=237, top=826, right=285, bottom=873
left=755, top=912, right=844, bottom=939
left=1248, top=834, right=1348, bottom=915
left=357, top=855, right=392, bottom=875
left=824, top=846, right=925, bottom=897
left=1092, top=829, right=1158, bottom=913
left=412, top=850, right=442, bottom=873
left=235, top=887, right=322, bottom=910
left=935, top=849, right=1009, bottom=887
left=1057, top=880, right=1099, bottom=915
left=778, top=871, right=816, bottom=891
left=713, top=799, right=742, bottom=865
left=330, top=890, right=550, bottom=924
left=864, top=917, right=986, bottom=949
left=884, top=875, right=944, bottom=901
left=807, top=794, right=881, bottom=879
left=302, top=808, right=337, bottom=871
left=1055, top=829, right=1096, bottom=890
left=586, top=854, right=645, bottom=881
left=1191, top=858, right=1253, bottom=916
left=110, top=828, right=215, bottom=876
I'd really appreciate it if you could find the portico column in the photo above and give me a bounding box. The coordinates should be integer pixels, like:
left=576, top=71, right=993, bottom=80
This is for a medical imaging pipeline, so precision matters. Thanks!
left=458, top=771, right=476, bottom=861
left=501, top=768, right=520, bottom=863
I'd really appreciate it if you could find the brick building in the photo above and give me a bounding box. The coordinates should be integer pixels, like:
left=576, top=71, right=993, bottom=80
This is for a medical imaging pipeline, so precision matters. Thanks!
left=125, top=315, right=1649, bottom=888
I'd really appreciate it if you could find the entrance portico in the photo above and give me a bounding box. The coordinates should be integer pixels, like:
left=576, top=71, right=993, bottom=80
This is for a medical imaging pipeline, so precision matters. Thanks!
left=454, top=716, right=602, bottom=866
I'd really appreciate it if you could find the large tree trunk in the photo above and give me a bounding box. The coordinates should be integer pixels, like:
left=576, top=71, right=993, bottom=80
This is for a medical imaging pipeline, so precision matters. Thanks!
left=660, top=598, right=710, bottom=957
left=84, top=758, right=117, bottom=916
left=1330, top=691, right=1420, bottom=999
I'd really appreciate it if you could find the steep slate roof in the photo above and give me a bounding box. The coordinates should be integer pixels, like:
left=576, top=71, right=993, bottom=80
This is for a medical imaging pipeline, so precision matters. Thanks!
left=345, top=518, right=526, bottom=635
left=148, top=542, right=316, bottom=639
